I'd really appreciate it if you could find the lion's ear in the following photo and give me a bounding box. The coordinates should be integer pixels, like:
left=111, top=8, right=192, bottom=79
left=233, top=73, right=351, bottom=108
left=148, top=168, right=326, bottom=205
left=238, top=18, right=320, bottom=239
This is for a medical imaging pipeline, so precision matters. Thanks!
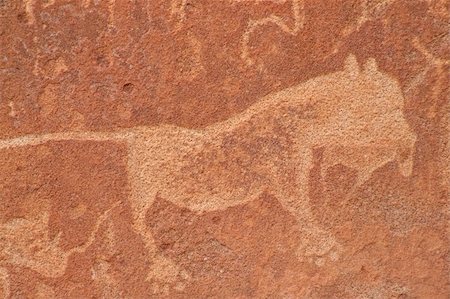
left=364, top=58, right=378, bottom=73
left=344, top=54, right=359, bottom=79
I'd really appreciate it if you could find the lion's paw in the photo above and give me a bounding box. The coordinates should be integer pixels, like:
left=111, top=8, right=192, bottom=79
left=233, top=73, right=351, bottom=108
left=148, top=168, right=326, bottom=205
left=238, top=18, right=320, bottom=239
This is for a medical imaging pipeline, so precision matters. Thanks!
left=296, top=227, right=342, bottom=266
left=146, top=255, right=190, bottom=295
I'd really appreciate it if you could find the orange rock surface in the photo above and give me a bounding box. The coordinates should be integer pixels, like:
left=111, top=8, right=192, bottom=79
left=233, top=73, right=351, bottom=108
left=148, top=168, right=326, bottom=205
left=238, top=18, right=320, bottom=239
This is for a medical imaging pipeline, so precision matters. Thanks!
left=0, top=0, right=449, bottom=298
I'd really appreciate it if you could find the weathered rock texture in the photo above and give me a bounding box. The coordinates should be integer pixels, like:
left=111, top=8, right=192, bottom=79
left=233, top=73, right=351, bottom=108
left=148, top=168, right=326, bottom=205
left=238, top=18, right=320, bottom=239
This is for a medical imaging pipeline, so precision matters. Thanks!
left=0, top=0, right=449, bottom=298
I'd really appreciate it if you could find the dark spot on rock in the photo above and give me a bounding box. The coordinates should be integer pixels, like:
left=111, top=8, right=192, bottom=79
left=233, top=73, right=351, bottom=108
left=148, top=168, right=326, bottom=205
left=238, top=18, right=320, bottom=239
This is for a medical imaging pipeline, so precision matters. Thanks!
left=122, top=83, right=134, bottom=93
left=17, top=12, right=26, bottom=23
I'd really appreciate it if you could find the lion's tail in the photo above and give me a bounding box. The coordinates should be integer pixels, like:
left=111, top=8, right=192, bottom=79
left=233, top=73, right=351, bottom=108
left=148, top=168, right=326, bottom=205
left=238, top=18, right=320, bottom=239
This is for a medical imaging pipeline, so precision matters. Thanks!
left=0, top=129, right=133, bottom=150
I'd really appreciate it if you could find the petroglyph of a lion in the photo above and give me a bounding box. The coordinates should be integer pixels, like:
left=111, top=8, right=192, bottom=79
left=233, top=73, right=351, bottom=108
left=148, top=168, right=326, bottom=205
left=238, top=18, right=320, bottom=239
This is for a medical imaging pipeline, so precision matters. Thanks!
left=0, top=55, right=416, bottom=283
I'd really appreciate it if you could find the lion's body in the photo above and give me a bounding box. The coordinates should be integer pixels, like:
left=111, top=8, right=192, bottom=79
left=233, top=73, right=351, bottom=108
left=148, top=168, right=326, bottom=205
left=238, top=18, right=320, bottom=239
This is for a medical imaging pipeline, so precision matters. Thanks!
left=0, top=55, right=417, bottom=280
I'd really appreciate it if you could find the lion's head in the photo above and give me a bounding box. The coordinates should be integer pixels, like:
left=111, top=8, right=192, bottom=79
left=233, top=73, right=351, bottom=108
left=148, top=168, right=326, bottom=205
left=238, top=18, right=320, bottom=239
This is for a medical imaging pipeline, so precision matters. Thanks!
left=303, top=54, right=417, bottom=177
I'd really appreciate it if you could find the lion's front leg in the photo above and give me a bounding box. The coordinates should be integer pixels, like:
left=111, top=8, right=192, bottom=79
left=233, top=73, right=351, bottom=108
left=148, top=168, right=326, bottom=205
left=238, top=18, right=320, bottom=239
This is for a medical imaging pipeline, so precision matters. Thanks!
left=276, top=148, right=341, bottom=265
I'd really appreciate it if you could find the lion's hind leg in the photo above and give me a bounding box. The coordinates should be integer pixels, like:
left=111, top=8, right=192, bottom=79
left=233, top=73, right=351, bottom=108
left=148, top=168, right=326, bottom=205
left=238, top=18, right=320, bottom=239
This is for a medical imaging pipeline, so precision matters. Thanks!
left=126, top=133, right=191, bottom=293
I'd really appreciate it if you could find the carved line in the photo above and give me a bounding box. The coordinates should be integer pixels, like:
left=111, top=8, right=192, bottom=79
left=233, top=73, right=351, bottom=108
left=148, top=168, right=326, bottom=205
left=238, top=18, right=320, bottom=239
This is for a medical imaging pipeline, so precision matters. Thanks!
left=24, top=0, right=35, bottom=24
left=0, top=268, right=10, bottom=299
left=170, top=0, right=189, bottom=30
left=68, top=201, right=122, bottom=256
left=240, top=0, right=305, bottom=65
left=405, top=37, right=449, bottom=94
left=323, top=0, right=396, bottom=60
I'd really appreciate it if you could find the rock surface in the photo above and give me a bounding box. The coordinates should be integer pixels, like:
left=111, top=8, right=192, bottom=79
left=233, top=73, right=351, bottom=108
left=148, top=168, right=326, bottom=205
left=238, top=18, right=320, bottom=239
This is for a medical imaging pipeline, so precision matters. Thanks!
left=0, top=0, right=449, bottom=298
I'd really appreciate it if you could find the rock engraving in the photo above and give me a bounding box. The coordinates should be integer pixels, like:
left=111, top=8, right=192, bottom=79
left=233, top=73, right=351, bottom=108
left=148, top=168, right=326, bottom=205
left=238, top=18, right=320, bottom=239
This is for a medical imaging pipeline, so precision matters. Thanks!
left=0, top=55, right=417, bottom=285
left=240, top=0, right=305, bottom=65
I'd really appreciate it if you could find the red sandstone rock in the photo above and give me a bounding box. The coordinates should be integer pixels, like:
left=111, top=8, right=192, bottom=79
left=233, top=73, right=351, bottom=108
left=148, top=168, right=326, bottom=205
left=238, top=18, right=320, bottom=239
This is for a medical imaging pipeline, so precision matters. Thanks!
left=0, top=0, right=449, bottom=298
